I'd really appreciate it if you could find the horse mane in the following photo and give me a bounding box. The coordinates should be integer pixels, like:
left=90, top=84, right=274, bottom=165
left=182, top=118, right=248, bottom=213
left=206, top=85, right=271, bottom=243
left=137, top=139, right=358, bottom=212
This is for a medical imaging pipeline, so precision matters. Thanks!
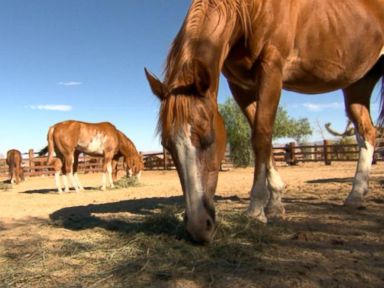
left=164, top=0, right=251, bottom=88
left=159, top=0, right=252, bottom=138
left=117, top=131, right=139, bottom=157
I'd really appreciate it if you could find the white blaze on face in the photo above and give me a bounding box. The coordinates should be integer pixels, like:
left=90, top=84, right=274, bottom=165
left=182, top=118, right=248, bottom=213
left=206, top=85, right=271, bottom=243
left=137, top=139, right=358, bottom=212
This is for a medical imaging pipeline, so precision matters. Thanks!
left=174, top=125, right=203, bottom=216
left=85, top=134, right=107, bottom=154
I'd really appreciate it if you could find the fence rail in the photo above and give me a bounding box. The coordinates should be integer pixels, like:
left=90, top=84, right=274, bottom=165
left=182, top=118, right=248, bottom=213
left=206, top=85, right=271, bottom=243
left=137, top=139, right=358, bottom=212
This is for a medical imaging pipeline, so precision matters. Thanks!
left=0, top=140, right=383, bottom=178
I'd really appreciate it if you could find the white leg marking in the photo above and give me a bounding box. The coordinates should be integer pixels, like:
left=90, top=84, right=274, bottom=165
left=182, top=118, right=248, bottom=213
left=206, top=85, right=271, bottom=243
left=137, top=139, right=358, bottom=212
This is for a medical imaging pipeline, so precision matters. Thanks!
left=74, top=173, right=84, bottom=190
left=69, top=173, right=80, bottom=193
left=136, top=170, right=142, bottom=181
left=62, top=175, right=69, bottom=192
left=55, top=172, right=63, bottom=194
left=268, top=165, right=285, bottom=193
left=101, top=173, right=107, bottom=191
left=248, top=163, right=269, bottom=223
left=266, top=165, right=286, bottom=218
left=345, top=140, right=374, bottom=207
left=107, top=163, right=114, bottom=188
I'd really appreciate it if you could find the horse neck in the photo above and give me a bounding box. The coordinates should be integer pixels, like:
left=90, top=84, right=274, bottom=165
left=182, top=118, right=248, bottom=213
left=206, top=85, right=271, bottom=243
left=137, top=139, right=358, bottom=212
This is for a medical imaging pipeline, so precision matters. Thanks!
left=119, top=137, right=138, bottom=158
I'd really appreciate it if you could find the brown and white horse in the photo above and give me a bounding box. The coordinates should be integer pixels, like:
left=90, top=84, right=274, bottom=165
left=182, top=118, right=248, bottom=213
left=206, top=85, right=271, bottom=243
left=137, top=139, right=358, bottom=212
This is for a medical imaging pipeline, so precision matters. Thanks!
left=145, top=0, right=384, bottom=242
left=6, top=149, right=25, bottom=184
left=41, top=120, right=143, bottom=193
left=112, top=130, right=144, bottom=181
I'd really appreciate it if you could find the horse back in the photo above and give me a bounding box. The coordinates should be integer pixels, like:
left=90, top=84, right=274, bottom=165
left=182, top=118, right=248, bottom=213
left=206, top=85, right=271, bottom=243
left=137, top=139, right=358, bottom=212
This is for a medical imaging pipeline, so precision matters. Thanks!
left=51, top=120, right=119, bottom=156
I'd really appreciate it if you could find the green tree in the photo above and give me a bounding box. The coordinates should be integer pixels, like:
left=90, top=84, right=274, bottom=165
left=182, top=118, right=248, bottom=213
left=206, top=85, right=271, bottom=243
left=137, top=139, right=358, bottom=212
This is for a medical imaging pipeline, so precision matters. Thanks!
left=219, top=98, right=251, bottom=166
left=219, top=99, right=313, bottom=166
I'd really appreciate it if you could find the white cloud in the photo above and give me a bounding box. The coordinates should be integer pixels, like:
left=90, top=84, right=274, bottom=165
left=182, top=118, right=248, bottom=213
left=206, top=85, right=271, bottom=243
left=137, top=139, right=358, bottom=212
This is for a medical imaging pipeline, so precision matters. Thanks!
left=57, top=81, right=82, bottom=86
left=27, top=105, right=72, bottom=111
left=302, top=102, right=343, bottom=112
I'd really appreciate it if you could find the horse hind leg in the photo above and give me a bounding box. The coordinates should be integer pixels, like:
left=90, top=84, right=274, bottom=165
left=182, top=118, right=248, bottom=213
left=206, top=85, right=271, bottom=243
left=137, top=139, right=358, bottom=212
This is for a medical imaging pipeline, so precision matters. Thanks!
left=342, top=65, right=381, bottom=208
left=64, top=154, right=80, bottom=193
left=73, top=151, right=84, bottom=191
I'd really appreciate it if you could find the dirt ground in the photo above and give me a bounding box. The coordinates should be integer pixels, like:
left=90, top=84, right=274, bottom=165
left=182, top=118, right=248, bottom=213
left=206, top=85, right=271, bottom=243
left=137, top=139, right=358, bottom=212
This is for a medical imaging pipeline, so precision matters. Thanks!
left=0, top=162, right=383, bottom=287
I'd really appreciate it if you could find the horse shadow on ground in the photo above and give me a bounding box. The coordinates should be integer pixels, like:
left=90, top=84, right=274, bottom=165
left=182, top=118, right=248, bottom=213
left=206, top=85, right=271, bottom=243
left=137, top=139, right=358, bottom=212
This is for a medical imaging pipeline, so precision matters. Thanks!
left=21, top=187, right=97, bottom=194
left=306, top=177, right=353, bottom=184
left=49, top=195, right=244, bottom=240
left=307, top=176, right=383, bottom=185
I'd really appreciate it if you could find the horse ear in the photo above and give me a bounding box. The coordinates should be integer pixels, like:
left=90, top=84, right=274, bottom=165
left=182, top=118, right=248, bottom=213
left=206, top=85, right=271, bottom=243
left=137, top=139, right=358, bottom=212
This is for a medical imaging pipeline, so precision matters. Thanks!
left=144, top=68, right=167, bottom=100
left=193, top=60, right=211, bottom=95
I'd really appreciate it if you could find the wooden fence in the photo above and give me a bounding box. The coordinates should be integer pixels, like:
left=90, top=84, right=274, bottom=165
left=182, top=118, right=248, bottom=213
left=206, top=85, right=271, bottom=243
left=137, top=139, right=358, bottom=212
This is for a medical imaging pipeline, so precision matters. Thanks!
left=0, top=141, right=383, bottom=178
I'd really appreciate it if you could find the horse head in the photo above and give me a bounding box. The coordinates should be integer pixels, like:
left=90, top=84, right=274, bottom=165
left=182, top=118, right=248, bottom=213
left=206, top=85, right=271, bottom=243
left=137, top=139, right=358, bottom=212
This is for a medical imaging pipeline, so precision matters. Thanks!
left=145, top=61, right=226, bottom=243
left=124, top=154, right=144, bottom=179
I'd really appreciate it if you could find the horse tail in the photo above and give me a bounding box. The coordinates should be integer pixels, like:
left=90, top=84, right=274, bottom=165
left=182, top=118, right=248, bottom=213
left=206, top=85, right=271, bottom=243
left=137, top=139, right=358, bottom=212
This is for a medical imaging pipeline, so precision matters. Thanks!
left=47, top=126, right=55, bottom=165
left=378, top=75, right=384, bottom=127
left=37, top=146, right=49, bottom=157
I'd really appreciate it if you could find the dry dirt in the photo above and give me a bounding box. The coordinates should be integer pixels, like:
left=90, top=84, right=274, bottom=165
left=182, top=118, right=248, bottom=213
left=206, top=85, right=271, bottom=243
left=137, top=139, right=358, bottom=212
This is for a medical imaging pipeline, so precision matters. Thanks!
left=0, top=162, right=383, bottom=287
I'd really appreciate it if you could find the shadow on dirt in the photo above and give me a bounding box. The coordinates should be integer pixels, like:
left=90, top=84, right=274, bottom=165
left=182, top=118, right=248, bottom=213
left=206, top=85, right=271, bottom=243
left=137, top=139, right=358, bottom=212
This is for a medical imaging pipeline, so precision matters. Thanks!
left=306, top=177, right=353, bottom=184
left=307, top=176, right=383, bottom=184
left=49, top=195, right=246, bottom=240
left=21, top=187, right=97, bottom=194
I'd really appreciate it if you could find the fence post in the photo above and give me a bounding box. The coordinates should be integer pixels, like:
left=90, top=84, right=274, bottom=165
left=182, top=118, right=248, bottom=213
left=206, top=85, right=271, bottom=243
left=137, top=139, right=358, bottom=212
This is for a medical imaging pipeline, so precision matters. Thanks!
left=28, top=149, right=34, bottom=174
left=323, top=140, right=332, bottom=165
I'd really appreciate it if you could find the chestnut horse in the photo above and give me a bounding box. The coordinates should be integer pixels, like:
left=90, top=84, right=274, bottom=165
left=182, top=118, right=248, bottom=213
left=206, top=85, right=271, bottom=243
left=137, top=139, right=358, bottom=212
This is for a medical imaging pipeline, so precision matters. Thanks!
left=112, top=130, right=144, bottom=181
left=6, top=149, right=25, bottom=184
left=145, top=0, right=384, bottom=242
left=40, top=120, right=142, bottom=193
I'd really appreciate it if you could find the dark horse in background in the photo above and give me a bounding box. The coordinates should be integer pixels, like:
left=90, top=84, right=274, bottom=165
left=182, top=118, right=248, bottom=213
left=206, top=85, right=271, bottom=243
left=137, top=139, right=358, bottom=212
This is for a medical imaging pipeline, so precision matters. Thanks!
left=6, top=149, right=25, bottom=184
left=145, top=0, right=384, bottom=242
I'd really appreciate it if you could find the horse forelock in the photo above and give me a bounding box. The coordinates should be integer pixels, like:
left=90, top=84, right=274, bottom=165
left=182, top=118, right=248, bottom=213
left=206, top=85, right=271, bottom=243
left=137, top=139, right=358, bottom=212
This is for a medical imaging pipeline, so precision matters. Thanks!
left=158, top=94, right=214, bottom=145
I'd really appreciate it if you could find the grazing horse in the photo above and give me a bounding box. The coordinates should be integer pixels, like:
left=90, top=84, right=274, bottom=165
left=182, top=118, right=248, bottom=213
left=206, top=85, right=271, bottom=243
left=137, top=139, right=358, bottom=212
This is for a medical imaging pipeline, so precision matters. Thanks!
left=41, top=120, right=142, bottom=193
left=112, top=130, right=144, bottom=181
left=6, top=149, right=24, bottom=184
left=145, top=0, right=384, bottom=242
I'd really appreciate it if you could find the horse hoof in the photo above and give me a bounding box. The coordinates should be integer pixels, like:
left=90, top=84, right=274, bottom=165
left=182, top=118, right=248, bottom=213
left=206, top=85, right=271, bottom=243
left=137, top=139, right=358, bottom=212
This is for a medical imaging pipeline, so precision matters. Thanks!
left=344, top=197, right=364, bottom=209
left=265, top=204, right=286, bottom=219
left=246, top=208, right=268, bottom=224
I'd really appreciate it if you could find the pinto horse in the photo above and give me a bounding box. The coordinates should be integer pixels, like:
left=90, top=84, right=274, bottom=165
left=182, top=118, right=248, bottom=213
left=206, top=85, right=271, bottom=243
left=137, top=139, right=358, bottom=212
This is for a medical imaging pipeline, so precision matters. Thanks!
left=6, top=149, right=25, bottom=184
left=112, top=130, right=144, bottom=181
left=40, top=120, right=142, bottom=193
left=145, top=0, right=384, bottom=242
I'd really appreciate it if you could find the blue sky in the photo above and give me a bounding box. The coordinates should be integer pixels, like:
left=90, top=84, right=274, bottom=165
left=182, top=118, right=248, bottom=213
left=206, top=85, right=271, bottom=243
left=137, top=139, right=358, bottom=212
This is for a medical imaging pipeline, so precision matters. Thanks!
left=0, top=0, right=381, bottom=156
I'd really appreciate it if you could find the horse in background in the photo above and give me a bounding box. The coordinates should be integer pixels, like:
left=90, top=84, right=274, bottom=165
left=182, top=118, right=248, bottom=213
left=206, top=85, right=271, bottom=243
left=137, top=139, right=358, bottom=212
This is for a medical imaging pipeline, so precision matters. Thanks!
left=112, top=130, right=144, bottom=181
left=145, top=0, right=384, bottom=242
left=39, top=120, right=142, bottom=193
left=6, top=149, right=25, bottom=184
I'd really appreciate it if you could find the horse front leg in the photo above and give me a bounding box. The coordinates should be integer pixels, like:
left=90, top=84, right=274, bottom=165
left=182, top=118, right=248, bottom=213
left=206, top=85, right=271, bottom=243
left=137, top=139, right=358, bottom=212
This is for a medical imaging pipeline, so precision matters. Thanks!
left=101, top=154, right=114, bottom=190
left=247, top=47, right=285, bottom=222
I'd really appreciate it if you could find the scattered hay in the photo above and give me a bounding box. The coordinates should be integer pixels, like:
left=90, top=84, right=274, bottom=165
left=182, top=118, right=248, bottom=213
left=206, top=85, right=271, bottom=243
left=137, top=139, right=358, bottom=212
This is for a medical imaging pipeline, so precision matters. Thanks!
left=113, top=176, right=141, bottom=189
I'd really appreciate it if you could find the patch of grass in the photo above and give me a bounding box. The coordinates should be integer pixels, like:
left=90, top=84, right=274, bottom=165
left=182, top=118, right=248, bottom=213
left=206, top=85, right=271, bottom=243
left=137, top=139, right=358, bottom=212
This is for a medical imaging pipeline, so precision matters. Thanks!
left=113, top=176, right=141, bottom=189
